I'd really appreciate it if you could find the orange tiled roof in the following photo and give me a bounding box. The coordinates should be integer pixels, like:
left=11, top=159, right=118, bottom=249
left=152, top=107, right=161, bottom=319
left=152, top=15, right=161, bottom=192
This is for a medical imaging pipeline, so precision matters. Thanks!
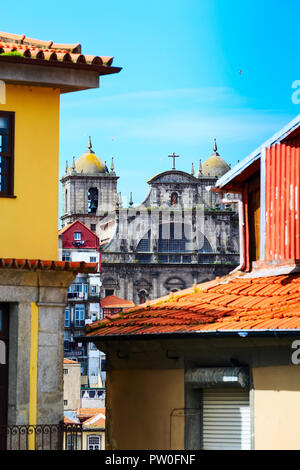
left=82, top=412, right=105, bottom=430
left=0, top=258, right=97, bottom=273
left=0, top=31, right=118, bottom=70
left=63, top=358, right=79, bottom=364
left=86, top=274, right=300, bottom=337
left=100, top=295, right=135, bottom=309
left=76, top=408, right=105, bottom=418
left=64, top=416, right=78, bottom=424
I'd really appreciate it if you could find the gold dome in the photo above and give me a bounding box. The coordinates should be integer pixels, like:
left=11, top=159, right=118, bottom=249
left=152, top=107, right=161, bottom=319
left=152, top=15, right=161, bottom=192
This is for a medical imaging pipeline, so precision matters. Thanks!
left=74, top=137, right=107, bottom=175
left=202, top=139, right=230, bottom=178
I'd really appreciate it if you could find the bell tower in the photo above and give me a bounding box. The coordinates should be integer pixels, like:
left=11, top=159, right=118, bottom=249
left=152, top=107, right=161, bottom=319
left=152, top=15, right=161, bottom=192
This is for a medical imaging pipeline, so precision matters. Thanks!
left=60, top=137, right=118, bottom=232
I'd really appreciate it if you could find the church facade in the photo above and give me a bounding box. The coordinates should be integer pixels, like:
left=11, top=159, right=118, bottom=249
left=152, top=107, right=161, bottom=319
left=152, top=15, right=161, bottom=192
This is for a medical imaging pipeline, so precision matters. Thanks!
left=61, top=139, right=240, bottom=304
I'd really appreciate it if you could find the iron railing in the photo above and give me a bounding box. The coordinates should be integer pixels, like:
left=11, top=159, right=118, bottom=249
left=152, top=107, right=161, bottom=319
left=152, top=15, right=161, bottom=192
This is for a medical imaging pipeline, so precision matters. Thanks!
left=0, top=422, right=83, bottom=450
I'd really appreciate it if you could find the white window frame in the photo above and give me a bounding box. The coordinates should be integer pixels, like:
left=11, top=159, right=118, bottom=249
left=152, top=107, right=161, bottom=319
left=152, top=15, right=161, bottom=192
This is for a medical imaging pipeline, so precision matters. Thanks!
left=87, top=434, right=101, bottom=450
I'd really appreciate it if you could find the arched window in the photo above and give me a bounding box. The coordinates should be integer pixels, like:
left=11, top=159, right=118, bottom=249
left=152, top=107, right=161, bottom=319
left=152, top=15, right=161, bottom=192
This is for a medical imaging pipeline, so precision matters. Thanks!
left=88, top=187, right=98, bottom=214
left=170, top=192, right=178, bottom=206
left=138, top=289, right=148, bottom=304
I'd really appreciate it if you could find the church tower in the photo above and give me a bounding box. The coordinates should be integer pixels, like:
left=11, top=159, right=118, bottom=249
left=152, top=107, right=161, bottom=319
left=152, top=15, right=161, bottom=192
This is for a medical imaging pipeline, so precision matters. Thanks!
left=60, top=137, right=118, bottom=232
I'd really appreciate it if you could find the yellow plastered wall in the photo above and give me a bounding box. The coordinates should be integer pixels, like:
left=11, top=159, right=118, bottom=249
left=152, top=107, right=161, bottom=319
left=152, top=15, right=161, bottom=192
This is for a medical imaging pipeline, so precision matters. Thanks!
left=253, top=365, right=300, bottom=449
left=0, top=84, right=60, bottom=260
left=106, top=369, right=185, bottom=450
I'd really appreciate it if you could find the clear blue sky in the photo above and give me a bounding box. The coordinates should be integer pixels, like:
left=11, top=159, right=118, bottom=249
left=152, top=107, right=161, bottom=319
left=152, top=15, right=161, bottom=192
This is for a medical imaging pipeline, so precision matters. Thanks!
left=2, top=0, right=299, bottom=214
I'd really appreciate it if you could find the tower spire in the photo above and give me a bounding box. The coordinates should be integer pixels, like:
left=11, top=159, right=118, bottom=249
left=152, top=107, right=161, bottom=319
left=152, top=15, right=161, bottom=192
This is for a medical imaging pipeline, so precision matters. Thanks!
left=213, top=138, right=217, bottom=153
left=198, top=159, right=202, bottom=176
left=88, top=136, right=94, bottom=154
left=129, top=192, right=133, bottom=206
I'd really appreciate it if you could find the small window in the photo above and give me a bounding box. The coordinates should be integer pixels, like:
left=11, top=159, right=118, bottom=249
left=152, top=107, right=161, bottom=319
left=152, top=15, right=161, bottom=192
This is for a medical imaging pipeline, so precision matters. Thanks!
left=91, top=224, right=96, bottom=232
left=105, top=289, right=114, bottom=297
left=62, top=251, right=71, bottom=261
left=88, top=435, right=101, bottom=450
left=74, top=232, right=81, bottom=241
left=64, top=308, right=70, bottom=328
left=90, top=256, right=97, bottom=263
left=0, top=112, right=15, bottom=196
left=64, top=400, right=68, bottom=406
left=63, top=368, right=69, bottom=375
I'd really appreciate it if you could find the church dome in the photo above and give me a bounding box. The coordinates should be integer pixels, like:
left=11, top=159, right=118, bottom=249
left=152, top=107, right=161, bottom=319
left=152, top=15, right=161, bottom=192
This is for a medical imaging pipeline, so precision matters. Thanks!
left=74, top=137, right=107, bottom=175
left=202, top=139, right=230, bottom=178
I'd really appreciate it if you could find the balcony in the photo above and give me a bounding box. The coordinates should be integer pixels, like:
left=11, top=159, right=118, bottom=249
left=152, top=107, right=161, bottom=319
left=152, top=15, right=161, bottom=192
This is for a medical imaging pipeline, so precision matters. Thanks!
left=67, top=292, right=88, bottom=301
left=0, top=423, right=83, bottom=450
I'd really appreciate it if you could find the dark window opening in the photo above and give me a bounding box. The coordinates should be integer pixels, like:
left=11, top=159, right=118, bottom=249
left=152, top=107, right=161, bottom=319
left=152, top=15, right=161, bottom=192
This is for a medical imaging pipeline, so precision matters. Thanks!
left=0, top=112, right=14, bottom=196
left=65, top=189, right=68, bottom=213
left=88, top=187, right=98, bottom=214
left=105, top=289, right=114, bottom=297
left=91, top=224, right=96, bottom=232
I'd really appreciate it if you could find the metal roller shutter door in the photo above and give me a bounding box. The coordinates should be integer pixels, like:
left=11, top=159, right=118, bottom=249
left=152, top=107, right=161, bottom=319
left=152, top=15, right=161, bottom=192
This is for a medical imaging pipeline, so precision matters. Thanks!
left=202, top=388, right=251, bottom=450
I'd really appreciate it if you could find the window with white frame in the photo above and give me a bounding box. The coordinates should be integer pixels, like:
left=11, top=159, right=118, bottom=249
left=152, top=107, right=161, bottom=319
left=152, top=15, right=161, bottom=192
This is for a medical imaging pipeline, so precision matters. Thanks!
left=87, top=435, right=101, bottom=450
left=65, top=308, right=70, bottom=327
left=74, top=232, right=81, bottom=241
left=74, top=304, right=85, bottom=327
left=62, top=250, right=71, bottom=261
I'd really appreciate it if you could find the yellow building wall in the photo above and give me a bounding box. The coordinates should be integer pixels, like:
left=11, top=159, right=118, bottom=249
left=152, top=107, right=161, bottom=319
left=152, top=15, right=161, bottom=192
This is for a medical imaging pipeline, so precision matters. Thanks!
left=0, top=84, right=60, bottom=260
left=106, top=369, right=185, bottom=450
left=253, top=365, right=300, bottom=449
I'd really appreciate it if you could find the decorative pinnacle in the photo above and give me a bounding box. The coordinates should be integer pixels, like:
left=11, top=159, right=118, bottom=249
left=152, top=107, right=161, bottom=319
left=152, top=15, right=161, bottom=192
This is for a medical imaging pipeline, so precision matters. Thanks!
left=65, top=160, right=68, bottom=173
left=191, top=162, right=194, bottom=176
left=111, top=156, right=114, bottom=171
left=88, top=136, right=95, bottom=153
left=213, top=138, right=217, bottom=153
left=129, top=192, right=133, bottom=206
left=198, top=159, right=203, bottom=175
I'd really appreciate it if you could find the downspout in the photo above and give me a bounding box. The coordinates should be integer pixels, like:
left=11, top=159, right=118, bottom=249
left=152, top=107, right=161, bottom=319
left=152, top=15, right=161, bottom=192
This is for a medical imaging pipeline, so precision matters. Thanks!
left=218, top=195, right=245, bottom=272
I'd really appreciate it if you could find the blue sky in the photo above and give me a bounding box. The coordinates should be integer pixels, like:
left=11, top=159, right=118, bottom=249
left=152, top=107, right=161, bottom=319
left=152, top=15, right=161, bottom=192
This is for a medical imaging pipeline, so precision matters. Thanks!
left=2, top=0, right=299, bottom=214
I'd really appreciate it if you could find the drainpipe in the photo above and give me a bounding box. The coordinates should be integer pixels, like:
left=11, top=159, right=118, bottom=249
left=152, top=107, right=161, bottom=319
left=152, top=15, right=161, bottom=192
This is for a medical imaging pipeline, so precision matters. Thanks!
left=219, top=195, right=245, bottom=272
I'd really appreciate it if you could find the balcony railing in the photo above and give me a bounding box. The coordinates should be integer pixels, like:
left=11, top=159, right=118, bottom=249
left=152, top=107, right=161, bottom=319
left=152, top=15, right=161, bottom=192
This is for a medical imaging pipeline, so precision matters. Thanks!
left=0, top=423, right=83, bottom=450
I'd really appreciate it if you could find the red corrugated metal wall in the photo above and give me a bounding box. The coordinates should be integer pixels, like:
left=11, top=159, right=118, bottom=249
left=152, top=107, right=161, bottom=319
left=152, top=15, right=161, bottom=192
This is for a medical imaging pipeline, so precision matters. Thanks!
left=265, top=137, right=300, bottom=260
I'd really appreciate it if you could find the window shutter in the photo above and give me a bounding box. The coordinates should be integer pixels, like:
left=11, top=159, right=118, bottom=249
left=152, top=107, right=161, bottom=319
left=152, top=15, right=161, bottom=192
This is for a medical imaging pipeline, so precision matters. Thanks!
left=202, top=388, right=250, bottom=450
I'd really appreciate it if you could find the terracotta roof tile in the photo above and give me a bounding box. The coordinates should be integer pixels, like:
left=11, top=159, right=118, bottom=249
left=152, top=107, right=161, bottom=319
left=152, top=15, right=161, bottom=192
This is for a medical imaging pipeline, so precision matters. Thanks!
left=85, top=274, right=300, bottom=337
left=0, top=258, right=97, bottom=273
left=0, top=31, right=119, bottom=72
left=100, top=295, right=135, bottom=309
left=63, top=358, right=79, bottom=364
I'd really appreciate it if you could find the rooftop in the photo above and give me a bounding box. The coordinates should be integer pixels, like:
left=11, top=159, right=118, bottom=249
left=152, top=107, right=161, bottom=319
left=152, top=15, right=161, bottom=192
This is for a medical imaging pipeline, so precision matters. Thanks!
left=0, top=258, right=98, bottom=273
left=100, top=295, right=135, bottom=309
left=86, top=273, right=300, bottom=338
left=0, top=31, right=121, bottom=92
